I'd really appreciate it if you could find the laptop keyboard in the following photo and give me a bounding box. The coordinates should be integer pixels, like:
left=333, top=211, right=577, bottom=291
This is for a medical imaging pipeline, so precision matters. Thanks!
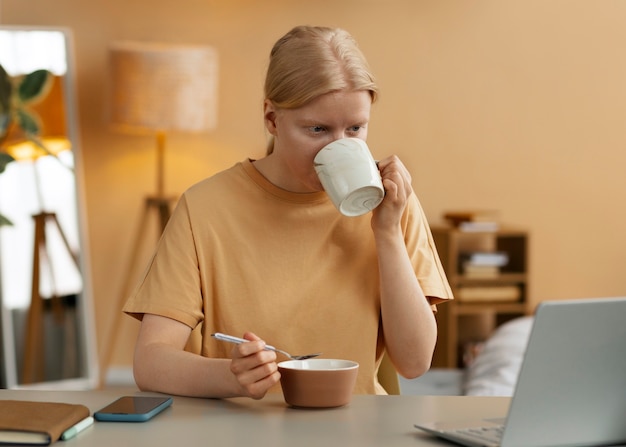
left=450, top=425, right=504, bottom=446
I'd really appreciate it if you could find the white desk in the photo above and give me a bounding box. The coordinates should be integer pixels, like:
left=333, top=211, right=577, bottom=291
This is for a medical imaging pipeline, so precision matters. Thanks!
left=0, top=389, right=511, bottom=446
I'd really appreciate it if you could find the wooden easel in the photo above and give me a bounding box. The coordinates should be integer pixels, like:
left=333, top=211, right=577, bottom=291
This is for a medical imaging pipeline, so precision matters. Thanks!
left=22, top=211, right=79, bottom=384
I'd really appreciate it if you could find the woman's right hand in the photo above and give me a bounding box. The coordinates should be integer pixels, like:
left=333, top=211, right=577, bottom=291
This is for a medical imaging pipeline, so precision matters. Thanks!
left=229, top=332, right=281, bottom=399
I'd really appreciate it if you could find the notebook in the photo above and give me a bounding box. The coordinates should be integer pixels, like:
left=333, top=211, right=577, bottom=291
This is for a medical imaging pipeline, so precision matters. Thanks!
left=0, top=400, right=90, bottom=445
left=415, top=297, right=626, bottom=447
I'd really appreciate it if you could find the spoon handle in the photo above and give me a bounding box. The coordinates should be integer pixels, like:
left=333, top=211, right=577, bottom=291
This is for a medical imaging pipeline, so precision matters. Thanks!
left=211, top=332, right=277, bottom=351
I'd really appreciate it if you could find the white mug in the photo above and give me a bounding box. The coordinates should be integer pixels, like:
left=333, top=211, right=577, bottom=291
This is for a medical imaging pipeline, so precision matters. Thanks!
left=314, top=138, right=384, bottom=217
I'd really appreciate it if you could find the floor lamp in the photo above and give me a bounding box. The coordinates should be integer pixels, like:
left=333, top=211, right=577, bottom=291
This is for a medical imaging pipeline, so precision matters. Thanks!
left=101, top=41, right=218, bottom=384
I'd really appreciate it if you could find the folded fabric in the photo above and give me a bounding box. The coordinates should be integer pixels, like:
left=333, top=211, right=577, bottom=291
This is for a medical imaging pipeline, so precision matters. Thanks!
left=464, top=316, right=534, bottom=396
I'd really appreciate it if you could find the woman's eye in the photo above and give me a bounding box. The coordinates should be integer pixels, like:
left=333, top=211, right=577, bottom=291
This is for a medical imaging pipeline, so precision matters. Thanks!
left=310, top=126, right=326, bottom=133
left=348, top=126, right=362, bottom=134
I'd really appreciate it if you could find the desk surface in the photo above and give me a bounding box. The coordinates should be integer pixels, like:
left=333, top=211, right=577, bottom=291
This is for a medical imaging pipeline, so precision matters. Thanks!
left=1, top=389, right=510, bottom=446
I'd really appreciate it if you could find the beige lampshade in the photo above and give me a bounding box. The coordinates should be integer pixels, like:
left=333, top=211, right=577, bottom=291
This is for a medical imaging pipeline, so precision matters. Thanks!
left=109, top=41, right=218, bottom=133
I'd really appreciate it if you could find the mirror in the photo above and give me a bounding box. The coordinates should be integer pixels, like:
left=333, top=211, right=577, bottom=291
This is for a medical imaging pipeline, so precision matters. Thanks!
left=0, top=26, right=99, bottom=388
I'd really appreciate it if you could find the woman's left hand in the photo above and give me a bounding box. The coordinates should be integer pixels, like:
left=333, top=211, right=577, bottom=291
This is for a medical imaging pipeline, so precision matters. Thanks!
left=371, top=155, right=413, bottom=232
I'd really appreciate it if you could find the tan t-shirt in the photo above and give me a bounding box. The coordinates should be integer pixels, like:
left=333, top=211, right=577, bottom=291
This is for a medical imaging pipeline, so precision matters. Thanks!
left=124, top=159, right=452, bottom=394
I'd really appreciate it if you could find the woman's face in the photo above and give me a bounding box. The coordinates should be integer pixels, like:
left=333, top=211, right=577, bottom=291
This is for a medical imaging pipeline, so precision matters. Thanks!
left=264, top=90, right=372, bottom=193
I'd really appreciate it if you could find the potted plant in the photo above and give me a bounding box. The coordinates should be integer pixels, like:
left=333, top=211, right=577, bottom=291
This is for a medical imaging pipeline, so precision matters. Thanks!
left=0, top=63, right=53, bottom=226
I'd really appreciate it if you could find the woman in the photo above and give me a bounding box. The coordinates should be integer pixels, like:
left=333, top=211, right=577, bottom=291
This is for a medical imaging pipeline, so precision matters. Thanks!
left=124, top=25, right=452, bottom=399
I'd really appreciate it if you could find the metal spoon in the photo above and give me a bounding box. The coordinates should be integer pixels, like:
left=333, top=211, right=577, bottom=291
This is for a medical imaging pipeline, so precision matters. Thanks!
left=211, top=333, right=321, bottom=360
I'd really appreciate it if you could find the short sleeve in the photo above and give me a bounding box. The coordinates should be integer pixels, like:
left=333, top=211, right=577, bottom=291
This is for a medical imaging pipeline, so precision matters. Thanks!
left=123, top=195, right=205, bottom=328
left=403, top=194, right=453, bottom=305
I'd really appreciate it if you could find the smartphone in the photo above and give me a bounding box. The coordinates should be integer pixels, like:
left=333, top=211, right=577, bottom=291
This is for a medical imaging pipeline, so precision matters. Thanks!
left=94, top=396, right=173, bottom=422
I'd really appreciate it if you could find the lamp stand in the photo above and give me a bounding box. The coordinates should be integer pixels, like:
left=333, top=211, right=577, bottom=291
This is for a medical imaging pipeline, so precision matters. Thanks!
left=100, top=132, right=176, bottom=386
left=22, top=212, right=79, bottom=384
left=152, top=130, right=170, bottom=232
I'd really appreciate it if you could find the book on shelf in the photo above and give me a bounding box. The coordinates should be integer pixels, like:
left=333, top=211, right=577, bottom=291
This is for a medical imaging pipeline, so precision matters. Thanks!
left=0, top=400, right=90, bottom=445
left=462, top=264, right=500, bottom=279
left=458, top=221, right=500, bottom=232
left=459, top=251, right=509, bottom=268
left=443, top=210, right=500, bottom=232
left=456, top=285, right=521, bottom=303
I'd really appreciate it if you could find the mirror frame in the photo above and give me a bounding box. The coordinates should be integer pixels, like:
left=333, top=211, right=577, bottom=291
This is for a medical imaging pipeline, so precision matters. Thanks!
left=0, top=25, right=99, bottom=389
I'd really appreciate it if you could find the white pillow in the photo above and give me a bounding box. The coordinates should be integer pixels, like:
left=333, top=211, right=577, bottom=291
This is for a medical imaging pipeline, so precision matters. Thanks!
left=464, top=316, right=534, bottom=396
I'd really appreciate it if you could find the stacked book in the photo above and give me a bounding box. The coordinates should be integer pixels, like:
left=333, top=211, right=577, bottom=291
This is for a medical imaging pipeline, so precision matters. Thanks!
left=459, top=251, right=509, bottom=278
left=456, top=285, right=521, bottom=303
left=457, top=251, right=521, bottom=302
left=443, top=210, right=500, bottom=232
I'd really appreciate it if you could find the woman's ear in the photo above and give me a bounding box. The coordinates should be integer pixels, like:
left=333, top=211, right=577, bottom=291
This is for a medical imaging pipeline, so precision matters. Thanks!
left=264, top=99, right=278, bottom=136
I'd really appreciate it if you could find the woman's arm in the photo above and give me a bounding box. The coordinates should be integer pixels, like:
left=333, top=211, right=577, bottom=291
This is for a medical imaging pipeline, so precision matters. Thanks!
left=372, top=156, right=437, bottom=379
left=133, top=314, right=281, bottom=399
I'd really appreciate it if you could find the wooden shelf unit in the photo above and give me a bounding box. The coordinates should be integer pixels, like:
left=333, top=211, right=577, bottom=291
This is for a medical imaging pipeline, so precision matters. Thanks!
left=431, top=226, right=529, bottom=368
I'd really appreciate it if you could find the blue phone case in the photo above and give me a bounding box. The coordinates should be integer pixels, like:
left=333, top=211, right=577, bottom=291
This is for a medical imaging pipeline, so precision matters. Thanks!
left=94, top=396, right=173, bottom=422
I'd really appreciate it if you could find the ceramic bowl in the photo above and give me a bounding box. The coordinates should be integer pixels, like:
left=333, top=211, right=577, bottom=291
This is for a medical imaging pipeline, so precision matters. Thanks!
left=277, top=359, right=359, bottom=408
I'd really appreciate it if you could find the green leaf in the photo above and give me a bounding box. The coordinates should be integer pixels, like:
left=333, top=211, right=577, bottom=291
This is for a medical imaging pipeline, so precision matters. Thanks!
left=18, top=69, right=51, bottom=102
left=0, top=113, right=9, bottom=139
left=16, top=108, right=40, bottom=134
left=0, top=64, right=11, bottom=111
left=0, top=213, right=13, bottom=227
left=0, top=64, right=12, bottom=138
left=0, top=152, right=14, bottom=174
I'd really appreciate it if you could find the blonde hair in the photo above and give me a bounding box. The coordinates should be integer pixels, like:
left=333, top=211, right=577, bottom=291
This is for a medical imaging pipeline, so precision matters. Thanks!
left=264, top=26, right=378, bottom=154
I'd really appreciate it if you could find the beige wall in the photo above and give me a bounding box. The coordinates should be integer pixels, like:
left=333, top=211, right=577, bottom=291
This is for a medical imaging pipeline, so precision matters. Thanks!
left=2, top=0, right=625, bottom=372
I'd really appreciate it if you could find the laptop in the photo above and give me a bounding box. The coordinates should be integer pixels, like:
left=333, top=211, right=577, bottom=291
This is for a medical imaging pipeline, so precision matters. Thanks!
left=415, top=297, right=626, bottom=447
